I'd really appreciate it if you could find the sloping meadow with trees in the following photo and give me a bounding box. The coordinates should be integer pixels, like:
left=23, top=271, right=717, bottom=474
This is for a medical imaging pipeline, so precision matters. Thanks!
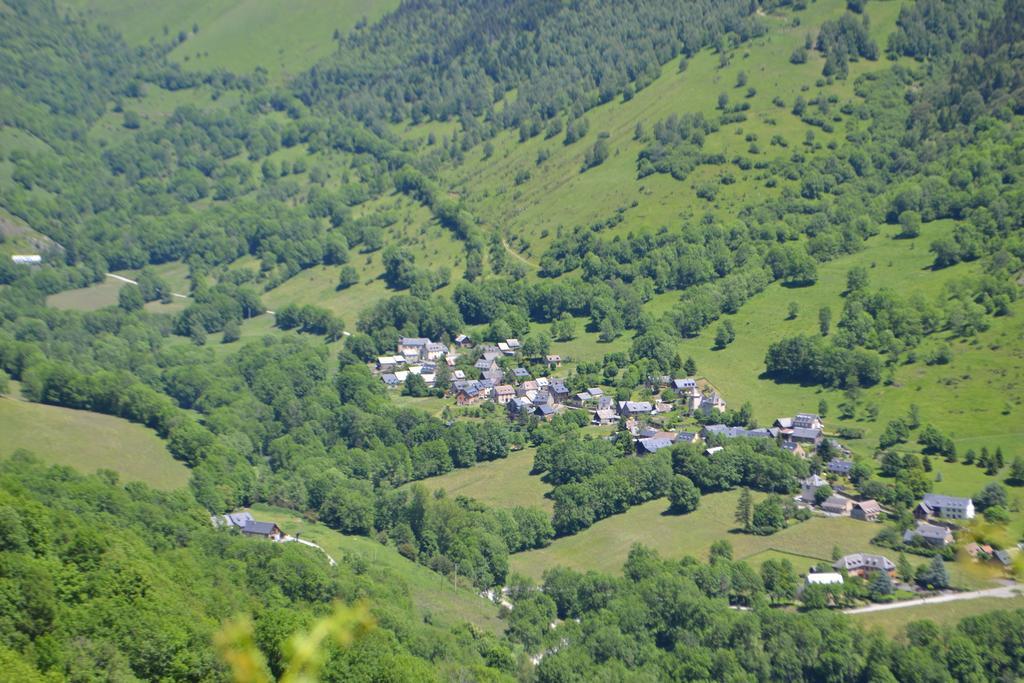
left=0, top=0, right=1023, bottom=678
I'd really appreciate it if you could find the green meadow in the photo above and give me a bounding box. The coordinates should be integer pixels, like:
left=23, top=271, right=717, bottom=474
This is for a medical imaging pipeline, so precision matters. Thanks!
left=509, top=489, right=880, bottom=579
left=413, top=447, right=554, bottom=513
left=0, top=392, right=189, bottom=490
left=851, top=595, right=1024, bottom=636
left=248, top=503, right=504, bottom=635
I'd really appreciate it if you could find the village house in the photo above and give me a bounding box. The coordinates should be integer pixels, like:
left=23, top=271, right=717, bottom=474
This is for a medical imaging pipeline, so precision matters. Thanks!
left=376, top=355, right=405, bottom=371
left=455, top=383, right=485, bottom=405
left=492, top=384, right=516, bottom=405
left=851, top=499, right=882, bottom=522
left=454, top=334, right=472, bottom=347
left=916, top=493, right=975, bottom=520
left=827, top=459, right=854, bottom=476
left=832, top=553, right=896, bottom=578
left=550, top=381, right=571, bottom=403
left=534, top=405, right=556, bottom=421
left=800, top=474, right=829, bottom=502
left=592, top=408, right=617, bottom=426
left=508, top=397, right=533, bottom=417
left=618, top=400, right=654, bottom=417
left=793, top=413, right=824, bottom=430
left=512, top=367, right=531, bottom=382
left=497, top=341, right=512, bottom=355
left=545, top=354, right=562, bottom=367
left=904, top=521, right=955, bottom=547
left=424, top=342, right=448, bottom=361
left=787, top=427, right=823, bottom=447
left=821, top=495, right=853, bottom=516
left=452, top=369, right=466, bottom=381
left=698, top=392, right=727, bottom=415
left=381, top=373, right=400, bottom=388
left=398, top=337, right=431, bottom=360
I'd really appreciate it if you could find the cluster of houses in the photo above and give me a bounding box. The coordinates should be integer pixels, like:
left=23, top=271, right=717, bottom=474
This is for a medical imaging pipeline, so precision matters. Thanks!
left=377, top=337, right=459, bottom=388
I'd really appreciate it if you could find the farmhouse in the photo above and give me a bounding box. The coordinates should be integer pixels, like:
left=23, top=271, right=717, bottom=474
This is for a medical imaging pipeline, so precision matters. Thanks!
left=455, top=334, right=471, bottom=347
left=904, top=521, right=955, bottom=547
left=550, top=381, right=570, bottom=402
left=380, top=373, right=400, bottom=387
left=213, top=512, right=285, bottom=541
left=917, top=493, right=975, bottom=520
left=242, top=521, right=284, bottom=540
left=593, top=408, right=617, bottom=425
left=832, top=553, right=896, bottom=578
left=821, top=495, right=853, bottom=516
left=851, top=500, right=882, bottom=522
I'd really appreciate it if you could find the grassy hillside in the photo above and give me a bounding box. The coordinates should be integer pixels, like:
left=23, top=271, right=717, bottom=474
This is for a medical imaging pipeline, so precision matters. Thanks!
left=63, top=0, right=399, bottom=81
left=248, top=503, right=505, bottom=635
left=441, top=0, right=906, bottom=258
left=0, top=392, right=189, bottom=490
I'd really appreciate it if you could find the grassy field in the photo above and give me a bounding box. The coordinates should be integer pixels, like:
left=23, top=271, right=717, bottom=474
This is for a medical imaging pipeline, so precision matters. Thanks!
left=414, top=447, right=553, bottom=513
left=64, top=0, right=399, bottom=82
left=0, top=394, right=189, bottom=490
left=248, top=503, right=504, bottom=635
left=851, top=595, right=1024, bottom=636
left=47, top=262, right=193, bottom=312
left=509, top=489, right=883, bottom=579
left=508, top=488, right=992, bottom=589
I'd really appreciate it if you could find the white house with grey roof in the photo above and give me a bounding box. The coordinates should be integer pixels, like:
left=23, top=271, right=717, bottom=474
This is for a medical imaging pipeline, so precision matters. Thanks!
left=920, top=493, right=975, bottom=520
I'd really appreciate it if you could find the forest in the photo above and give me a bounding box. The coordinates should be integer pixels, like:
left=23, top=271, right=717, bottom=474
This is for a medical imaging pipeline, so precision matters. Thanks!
left=1, top=0, right=1024, bottom=679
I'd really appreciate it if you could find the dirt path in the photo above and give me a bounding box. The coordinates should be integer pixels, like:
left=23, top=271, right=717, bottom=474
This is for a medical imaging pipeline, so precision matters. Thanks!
left=843, top=582, right=1023, bottom=615
left=501, top=238, right=539, bottom=270
left=106, top=272, right=189, bottom=299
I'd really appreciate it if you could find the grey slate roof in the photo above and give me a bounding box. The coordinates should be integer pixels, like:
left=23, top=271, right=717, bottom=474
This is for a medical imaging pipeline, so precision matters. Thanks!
left=922, top=493, right=973, bottom=509
left=828, top=459, right=854, bottom=474
left=638, top=437, right=674, bottom=453
left=832, top=553, right=895, bottom=572
left=243, top=520, right=279, bottom=535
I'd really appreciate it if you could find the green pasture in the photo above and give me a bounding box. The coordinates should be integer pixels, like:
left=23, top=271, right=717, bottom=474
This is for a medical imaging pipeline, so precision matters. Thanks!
left=851, top=595, right=1024, bottom=636
left=0, top=393, right=189, bottom=490
left=414, top=447, right=553, bottom=513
